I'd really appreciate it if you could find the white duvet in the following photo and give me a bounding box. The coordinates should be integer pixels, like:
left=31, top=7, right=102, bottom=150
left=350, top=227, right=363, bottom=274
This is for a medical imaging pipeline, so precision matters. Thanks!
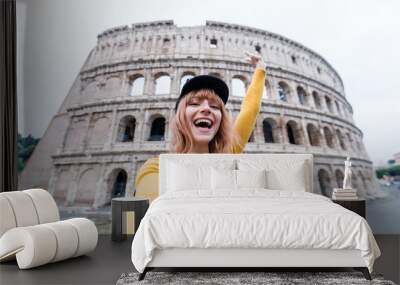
left=131, top=190, right=380, bottom=273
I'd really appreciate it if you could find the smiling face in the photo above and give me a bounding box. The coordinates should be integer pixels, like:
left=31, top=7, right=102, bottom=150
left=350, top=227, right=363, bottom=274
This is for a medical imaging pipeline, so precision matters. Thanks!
left=170, top=89, right=238, bottom=153
left=185, top=91, right=222, bottom=146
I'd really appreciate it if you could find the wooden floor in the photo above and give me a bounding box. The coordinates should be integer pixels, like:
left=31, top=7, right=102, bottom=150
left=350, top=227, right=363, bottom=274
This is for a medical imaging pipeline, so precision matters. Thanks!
left=0, top=235, right=399, bottom=285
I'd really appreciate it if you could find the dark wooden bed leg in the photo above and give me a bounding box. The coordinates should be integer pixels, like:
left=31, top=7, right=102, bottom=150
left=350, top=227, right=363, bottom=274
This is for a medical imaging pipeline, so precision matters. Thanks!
left=138, top=268, right=148, bottom=281
left=354, top=267, right=371, bottom=280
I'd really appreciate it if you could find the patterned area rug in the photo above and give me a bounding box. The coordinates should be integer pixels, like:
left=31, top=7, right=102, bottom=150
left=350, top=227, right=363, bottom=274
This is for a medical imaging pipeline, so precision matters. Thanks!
left=116, top=271, right=396, bottom=285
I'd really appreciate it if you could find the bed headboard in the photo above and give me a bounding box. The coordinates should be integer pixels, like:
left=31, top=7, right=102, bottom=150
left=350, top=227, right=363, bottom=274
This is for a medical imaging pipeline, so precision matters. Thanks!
left=159, top=153, right=313, bottom=195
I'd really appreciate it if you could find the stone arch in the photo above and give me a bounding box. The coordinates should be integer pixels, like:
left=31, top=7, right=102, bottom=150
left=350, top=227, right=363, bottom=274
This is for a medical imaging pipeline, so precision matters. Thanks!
left=155, top=73, right=171, bottom=95
left=104, top=168, right=128, bottom=205
left=307, top=123, right=321, bottom=146
left=231, top=75, right=247, bottom=97
left=65, top=116, right=86, bottom=151
left=129, top=75, right=145, bottom=96
left=346, top=132, right=354, bottom=151
left=336, top=129, right=346, bottom=150
left=117, top=115, right=136, bottom=142
left=75, top=168, right=98, bottom=205
left=88, top=116, right=110, bottom=148
left=149, top=116, right=166, bottom=141
left=312, top=91, right=322, bottom=109
left=277, top=81, right=290, bottom=102
left=325, top=95, right=334, bottom=112
left=318, top=169, right=332, bottom=197
left=54, top=169, right=72, bottom=203
left=286, top=120, right=302, bottom=145
left=335, top=100, right=341, bottom=114
left=335, top=169, right=344, bottom=188
left=263, top=118, right=279, bottom=143
left=323, top=126, right=335, bottom=148
left=296, top=86, right=307, bottom=105
left=180, top=72, right=195, bottom=91
left=263, top=80, right=272, bottom=99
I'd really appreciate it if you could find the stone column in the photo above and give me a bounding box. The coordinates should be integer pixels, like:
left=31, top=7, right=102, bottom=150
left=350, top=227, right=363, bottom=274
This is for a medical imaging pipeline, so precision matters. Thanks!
left=301, top=117, right=310, bottom=146
left=170, top=69, right=179, bottom=96
left=48, top=167, right=59, bottom=196
left=60, top=115, right=73, bottom=154
left=279, top=115, right=288, bottom=144
left=144, top=69, right=153, bottom=96
left=305, top=86, right=315, bottom=108
left=105, top=109, right=118, bottom=150
left=289, top=82, right=299, bottom=105
left=127, top=161, right=137, bottom=197
left=66, top=166, right=81, bottom=206
left=93, top=164, right=106, bottom=208
left=141, top=110, right=151, bottom=142
left=268, top=77, right=279, bottom=101
left=80, top=112, right=93, bottom=152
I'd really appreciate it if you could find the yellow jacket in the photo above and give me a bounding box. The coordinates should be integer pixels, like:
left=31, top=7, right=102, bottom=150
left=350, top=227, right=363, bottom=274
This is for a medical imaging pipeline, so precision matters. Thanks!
left=135, top=68, right=266, bottom=200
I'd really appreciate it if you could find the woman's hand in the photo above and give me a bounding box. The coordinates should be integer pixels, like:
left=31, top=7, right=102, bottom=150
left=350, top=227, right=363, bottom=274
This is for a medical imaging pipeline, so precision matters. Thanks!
left=244, top=51, right=266, bottom=70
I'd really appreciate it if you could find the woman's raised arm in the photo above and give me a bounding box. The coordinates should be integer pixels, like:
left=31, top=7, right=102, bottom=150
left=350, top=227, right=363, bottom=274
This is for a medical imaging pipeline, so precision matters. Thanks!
left=232, top=52, right=267, bottom=153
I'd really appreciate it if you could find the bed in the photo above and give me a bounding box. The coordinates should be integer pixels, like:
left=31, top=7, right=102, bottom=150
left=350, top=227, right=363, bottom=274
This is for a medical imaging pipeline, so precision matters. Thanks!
left=131, top=153, right=380, bottom=280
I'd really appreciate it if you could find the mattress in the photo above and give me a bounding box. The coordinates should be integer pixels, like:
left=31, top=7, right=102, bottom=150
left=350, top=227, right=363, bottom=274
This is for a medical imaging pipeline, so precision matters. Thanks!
left=131, top=190, right=380, bottom=273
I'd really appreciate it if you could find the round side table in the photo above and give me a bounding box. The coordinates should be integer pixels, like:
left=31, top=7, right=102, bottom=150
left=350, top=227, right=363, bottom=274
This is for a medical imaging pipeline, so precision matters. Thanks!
left=111, top=197, right=149, bottom=242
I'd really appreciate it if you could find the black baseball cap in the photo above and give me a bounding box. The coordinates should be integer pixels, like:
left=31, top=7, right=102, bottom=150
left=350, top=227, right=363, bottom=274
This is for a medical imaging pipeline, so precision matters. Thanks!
left=175, top=75, right=229, bottom=111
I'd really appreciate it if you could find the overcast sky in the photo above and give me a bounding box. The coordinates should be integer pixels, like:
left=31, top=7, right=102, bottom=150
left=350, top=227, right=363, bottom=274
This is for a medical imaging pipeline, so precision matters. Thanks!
left=16, top=0, right=399, bottom=166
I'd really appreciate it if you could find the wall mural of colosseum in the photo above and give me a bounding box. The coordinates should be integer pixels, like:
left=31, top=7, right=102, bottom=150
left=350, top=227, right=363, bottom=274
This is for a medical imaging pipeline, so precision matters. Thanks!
left=19, top=20, right=382, bottom=208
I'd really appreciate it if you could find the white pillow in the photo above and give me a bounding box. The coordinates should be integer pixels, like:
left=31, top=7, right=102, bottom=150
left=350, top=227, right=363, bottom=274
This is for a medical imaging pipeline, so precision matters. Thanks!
left=238, top=160, right=306, bottom=191
left=211, top=168, right=268, bottom=191
left=167, top=160, right=236, bottom=193
left=167, top=162, right=210, bottom=192
left=211, top=168, right=236, bottom=191
left=236, top=169, right=267, bottom=189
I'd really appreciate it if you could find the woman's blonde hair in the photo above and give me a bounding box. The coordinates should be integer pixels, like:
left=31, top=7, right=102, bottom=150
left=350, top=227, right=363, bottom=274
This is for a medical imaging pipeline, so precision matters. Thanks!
left=169, top=89, right=241, bottom=153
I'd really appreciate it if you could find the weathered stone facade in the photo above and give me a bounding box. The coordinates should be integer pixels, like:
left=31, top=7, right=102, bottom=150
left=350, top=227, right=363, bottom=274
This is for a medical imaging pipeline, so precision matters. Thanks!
left=19, top=20, right=381, bottom=208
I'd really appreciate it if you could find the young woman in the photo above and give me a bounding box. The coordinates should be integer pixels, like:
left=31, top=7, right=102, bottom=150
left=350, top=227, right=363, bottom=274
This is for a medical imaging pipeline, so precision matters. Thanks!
left=135, top=52, right=266, bottom=199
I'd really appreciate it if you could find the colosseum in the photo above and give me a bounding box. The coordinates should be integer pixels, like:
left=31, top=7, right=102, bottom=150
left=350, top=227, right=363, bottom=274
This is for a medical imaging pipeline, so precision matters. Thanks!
left=19, top=20, right=382, bottom=208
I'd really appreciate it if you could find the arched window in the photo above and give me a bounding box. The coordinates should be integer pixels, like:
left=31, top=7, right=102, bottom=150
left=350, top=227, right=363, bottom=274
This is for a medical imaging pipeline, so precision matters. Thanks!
left=325, top=96, right=333, bottom=112
left=117, top=116, right=136, bottom=142
left=312, top=91, right=321, bottom=109
left=318, top=169, right=332, bottom=197
left=232, top=77, right=246, bottom=97
left=297, top=86, right=307, bottom=105
left=335, top=169, right=344, bottom=188
left=263, top=118, right=276, bottom=143
left=278, top=82, right=290, bottom=102
left=155, top=75, right=171, bottom=95
left=323, top=127, right=335, bottom=148
left=286, top=120, right=302, bottom=145
left=346, top=133, right=354, bottom=150
left=149, top=117, right=165, bottom=141
left=336, top=129, right=346, bottom=150
left=335, top=101, right=341, bottom=114
left=129, top=76, right=144, bottom=96
left=112, top=170, right=127, bottom=198
left=180, top=74, right=195, bottom=91
left=307, top=124, right=321, bottom=146
left=210, top=38, right=217, bottom=48
left=263, top=80, right=270, bottom=99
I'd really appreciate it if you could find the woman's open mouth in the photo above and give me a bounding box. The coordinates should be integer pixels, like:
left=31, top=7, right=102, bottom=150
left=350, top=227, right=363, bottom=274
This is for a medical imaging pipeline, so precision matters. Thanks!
left=193, top=118, right=214, bottom=133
